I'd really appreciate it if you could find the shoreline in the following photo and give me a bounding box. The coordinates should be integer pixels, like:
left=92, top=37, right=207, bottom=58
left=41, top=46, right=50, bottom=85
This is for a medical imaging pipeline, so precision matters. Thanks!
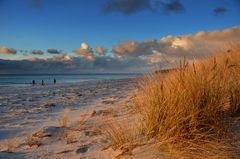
left=0, top=74, right=141, bottom=88
left=0, top=77, right=139, bottom=93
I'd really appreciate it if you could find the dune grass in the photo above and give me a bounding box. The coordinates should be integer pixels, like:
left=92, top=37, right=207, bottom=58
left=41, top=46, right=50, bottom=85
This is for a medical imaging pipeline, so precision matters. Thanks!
left=6, top=138, right=18, bottom=153
left=106, top=121, right=142, bottom=151
left=59, top=108, right=71, bottom=128
left=108, top=46, right=240, bottom=158
left=26, top=135, right=41, bottom=147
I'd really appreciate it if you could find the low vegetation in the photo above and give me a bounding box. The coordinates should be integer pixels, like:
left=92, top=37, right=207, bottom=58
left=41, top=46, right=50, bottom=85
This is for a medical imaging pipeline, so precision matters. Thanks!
left=59, top=108, right=71, bottom=128
left=26, top=135, right=41, bottom=147
left=107, top=122, right=142, bottom=151
left=6, top=138, right=18, bottom=153
left=108, top=46, right=240, bottom=158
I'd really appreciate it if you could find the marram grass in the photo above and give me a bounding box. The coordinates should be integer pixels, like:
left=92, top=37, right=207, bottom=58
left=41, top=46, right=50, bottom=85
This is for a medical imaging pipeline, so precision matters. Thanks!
left=108, top=46, right=240, bottom=158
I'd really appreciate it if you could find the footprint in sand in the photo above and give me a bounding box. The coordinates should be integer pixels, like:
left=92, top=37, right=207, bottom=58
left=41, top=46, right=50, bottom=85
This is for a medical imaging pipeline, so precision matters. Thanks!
left=57, top=149, right=74, bottom=154
left=76, top=145, right=89, bottom=154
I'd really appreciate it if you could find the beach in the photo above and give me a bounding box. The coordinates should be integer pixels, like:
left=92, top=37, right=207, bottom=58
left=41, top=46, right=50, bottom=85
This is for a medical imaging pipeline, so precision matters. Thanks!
left=1, top=0, right=239, bottom=158
left=0, top=78, right=138, bottom=159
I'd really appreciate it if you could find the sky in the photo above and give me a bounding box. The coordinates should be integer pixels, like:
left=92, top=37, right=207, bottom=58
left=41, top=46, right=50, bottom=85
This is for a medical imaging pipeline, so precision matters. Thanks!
left=0, top=0, right=240, bottom=73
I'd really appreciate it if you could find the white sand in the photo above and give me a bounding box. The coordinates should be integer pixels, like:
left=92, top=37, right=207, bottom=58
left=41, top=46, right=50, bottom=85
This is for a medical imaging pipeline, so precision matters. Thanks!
left=0, top=78, right=138, bottom=159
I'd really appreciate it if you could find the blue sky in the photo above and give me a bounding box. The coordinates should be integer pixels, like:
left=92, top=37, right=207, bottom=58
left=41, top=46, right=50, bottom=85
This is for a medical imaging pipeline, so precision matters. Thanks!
left=0, top=0, right=240, bottom=73
left=0, top=0, right=239, bottom=51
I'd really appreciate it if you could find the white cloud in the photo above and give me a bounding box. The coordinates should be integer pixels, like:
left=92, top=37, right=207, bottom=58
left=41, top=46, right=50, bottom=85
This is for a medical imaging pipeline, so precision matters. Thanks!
left=74, top=42, right=95, bottom=60
left=1, top=26, right=240, bottom=73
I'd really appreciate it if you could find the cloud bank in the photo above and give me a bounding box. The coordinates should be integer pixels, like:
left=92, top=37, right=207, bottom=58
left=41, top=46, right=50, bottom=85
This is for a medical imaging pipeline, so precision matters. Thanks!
left=0, top=26, right=240, bottom=73
left=113, top=26, right=240, bottom=60
left=0, top=56, right=147, bottom=74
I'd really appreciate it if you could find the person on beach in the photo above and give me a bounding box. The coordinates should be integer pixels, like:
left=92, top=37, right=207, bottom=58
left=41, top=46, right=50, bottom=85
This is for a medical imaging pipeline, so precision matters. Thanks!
left=54, top=78, right=56, bottom=84
left=41, top=80, right=44, bottom=86
left=32, top=80, right=35, bottom=86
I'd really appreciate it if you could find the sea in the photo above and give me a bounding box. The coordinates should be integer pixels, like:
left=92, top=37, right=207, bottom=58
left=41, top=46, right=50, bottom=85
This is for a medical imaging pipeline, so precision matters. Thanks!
left=0, top=73, right=141, bottom=87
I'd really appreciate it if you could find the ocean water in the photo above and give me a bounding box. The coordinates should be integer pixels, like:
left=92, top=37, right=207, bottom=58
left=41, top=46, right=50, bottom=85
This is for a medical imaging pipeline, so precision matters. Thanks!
left=0, top=73, right=140, bottom=87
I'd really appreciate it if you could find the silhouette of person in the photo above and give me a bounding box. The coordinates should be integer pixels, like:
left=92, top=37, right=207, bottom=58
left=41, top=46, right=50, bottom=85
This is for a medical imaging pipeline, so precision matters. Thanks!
left=41, top=80, right=44, bottom=86
left=54, top=78, right=56, bottom=84
left=32, top=80, right=35, bottom=86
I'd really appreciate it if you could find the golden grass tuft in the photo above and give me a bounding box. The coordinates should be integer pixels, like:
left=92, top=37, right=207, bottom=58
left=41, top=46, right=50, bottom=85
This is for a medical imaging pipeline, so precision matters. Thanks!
left=106, top=119, right=144, bottom=152
left=64, top=131, right=77, bottom=144
left=59, top=108, right=71, bottom=128
left=108, top=46, right=240, bottom=158
left=26, top=135, right=41, bottom=147
left=6, top=138, right=18, bottom=153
